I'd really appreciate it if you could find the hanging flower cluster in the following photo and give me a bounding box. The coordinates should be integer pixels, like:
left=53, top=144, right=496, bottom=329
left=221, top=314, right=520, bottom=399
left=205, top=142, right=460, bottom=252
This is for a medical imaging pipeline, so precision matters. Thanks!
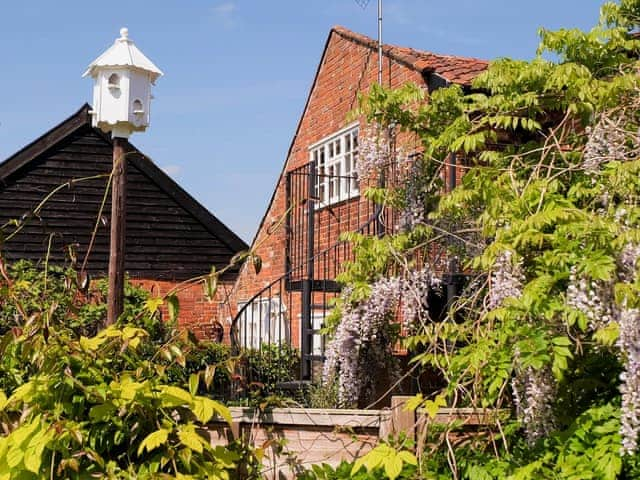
left=324, top=267, right=439, bottom=406
left=356, top=124, right=393, bottom=180
left=617, top=243, right=640, bottom=455
left=511, top=363, right=557, bottom=445
left=398, top=159, right=426, bottom=231
left=619, top=243, right=640, bottom=282
left=487, top=251, right=524, bottom=310
left=323, top=278, right=401, bottom=406
left=357, top=123, right=427, bottom=231
left=619, top=307, right=640, bottom=455
left=401, top=267, right=441, bottom=328
left=566, top=267, right=614, bottom=332
left=489, top=251, right=557, bottom=443
left=564, top=242, right=640, bottom=454
left=583, top=116, right=627, bottom=174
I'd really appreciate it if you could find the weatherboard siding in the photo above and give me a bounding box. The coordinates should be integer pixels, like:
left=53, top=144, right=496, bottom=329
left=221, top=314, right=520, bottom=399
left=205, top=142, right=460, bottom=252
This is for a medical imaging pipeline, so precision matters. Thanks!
left=0, top=126, right=236, bottom=281
left=0, top=108, right=246, bottom=338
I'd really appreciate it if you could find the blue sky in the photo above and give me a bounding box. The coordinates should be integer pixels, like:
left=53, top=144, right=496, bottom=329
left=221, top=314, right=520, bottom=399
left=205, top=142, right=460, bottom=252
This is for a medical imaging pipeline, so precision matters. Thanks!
left=0, top=0, right=605, bottom=242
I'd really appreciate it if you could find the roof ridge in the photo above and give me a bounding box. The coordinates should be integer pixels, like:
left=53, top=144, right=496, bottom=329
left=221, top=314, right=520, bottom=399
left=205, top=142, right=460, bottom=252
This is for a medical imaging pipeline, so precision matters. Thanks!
left=331, top=25, right=488, bottom=86
left=0, top=104, right=248, bottom=255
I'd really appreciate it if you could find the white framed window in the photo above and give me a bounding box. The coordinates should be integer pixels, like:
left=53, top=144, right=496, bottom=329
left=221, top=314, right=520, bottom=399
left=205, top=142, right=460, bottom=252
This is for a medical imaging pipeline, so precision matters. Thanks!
left=298, top=311, right=326, bottom=357
left=310, top=124, right=359, bottom=207
left=237, top=297, right=288, bottom=350
left=311, top=312, right=325, bottom=357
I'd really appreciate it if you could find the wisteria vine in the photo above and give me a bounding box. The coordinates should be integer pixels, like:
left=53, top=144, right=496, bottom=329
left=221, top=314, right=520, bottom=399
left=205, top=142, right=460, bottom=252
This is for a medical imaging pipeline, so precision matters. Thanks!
left=489, top=251, right=557, bottom=444
left=324, top=267, right=439, bottom=406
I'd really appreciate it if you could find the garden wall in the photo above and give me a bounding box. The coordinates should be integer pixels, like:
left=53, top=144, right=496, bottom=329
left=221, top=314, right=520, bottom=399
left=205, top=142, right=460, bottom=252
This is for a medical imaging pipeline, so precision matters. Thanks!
left=205, top=397, right=503, bottom=478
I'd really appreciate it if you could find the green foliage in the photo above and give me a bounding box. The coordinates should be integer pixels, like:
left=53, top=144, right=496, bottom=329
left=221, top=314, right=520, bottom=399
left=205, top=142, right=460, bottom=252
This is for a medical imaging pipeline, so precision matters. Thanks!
left=166, top=341, right=234, bottom=399
left=326, top=0, right=640, bottom=478
left=0, top=260, right=159, bottom=339
left=0, top=257, right=261, bottom=478
left=0, top=323, right=258, bottom=478
left=299, top=456, right=416, bottom=480
left=242, top=343, right=300, bottom=398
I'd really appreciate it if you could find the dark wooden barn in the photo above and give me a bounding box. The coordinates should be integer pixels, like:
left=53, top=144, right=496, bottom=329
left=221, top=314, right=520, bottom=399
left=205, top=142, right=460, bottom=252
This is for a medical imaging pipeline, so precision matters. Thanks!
left=0, top=104, right=248, bottom=336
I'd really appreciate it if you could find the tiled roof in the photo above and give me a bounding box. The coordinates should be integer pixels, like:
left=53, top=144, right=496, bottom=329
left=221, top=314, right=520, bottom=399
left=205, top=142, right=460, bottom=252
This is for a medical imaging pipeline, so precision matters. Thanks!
left=332, top=26, right=488, bottom=86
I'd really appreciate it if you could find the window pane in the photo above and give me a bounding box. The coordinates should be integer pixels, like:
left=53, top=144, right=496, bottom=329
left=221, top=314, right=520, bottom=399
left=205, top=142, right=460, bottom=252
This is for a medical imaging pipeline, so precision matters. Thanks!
left=308, top=126, right=360, bottom=207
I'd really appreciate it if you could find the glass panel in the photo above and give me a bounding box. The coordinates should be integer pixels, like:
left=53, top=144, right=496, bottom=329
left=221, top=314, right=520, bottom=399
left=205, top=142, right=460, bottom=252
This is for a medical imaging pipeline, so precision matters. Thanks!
left=239, top=298, right=289, bottom=349
left=344, top=154, right=351, bottom=196
left=310, top=126, right=360, bottom=207
left=329, top=165, right=335, bottom=198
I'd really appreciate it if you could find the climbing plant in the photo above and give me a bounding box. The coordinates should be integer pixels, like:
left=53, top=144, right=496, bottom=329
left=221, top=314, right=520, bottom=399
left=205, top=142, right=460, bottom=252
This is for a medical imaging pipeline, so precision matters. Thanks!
left=324, top=0, right=640, bottom=477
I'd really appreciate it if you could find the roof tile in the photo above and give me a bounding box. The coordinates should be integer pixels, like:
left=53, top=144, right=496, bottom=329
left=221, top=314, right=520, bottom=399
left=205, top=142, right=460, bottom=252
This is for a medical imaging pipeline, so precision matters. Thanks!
left=332, top=26, right=488, bottom=86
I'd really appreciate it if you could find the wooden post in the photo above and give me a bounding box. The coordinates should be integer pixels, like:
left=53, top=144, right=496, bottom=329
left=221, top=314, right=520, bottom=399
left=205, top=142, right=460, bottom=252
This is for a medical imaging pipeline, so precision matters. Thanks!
left=389, top=396, right=416, bottom=442
left=107, top=137, right=127, bottom=326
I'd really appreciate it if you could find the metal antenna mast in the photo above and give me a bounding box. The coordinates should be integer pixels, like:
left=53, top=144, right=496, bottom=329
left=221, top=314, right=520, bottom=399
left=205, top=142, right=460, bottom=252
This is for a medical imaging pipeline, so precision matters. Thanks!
left=355, top=0, right=383, bottom=85
left=377, top=0, right=383, bottom=85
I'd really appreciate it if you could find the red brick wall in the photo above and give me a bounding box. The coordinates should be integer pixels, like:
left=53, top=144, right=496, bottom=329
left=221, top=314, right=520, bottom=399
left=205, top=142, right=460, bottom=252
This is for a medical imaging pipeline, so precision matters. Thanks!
left=229, top=30, right=432, bottom=348
left=132, top=278, right=235, bottom=341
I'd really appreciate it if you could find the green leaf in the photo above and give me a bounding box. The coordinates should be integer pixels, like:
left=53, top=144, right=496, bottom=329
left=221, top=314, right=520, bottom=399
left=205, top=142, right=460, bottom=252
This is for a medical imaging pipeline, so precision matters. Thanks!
left=384, top=454, right=403, bottom=480
left=167, top=294, right=179, bottom=323
left=178, top=427, right=205, bottom=453
left=23, top=427, right=51, bottom=474
left=193, top=396, right=232, bottom=425
left=252, top=254, right=262, bottom=275
left=593, top=322, right=619, bottom=346
left=0, top=391, right=7, bottom=411
left=188, top=373, right=199, bottom=396
left=204, top=267, right=218, bottom=302
left=203, top=365, right=216, bottom=390
left=144, top=297, right=163, bottom=315
left=79, top=335, right=107, bottom=352
left=89, top=402, right=117, bottom=421
left=137, top=429, right=169, bottom=456
left=424, top=394, right=447, bottom=419
left=158, top=386, right=193, bottom=407
left=403, top=393, right=423, bottom=412
left=397, top=450, right=417, bottom=466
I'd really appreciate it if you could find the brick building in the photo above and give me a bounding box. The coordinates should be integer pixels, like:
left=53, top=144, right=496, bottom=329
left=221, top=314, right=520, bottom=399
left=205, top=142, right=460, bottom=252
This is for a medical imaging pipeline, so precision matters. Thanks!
left=225, top=26, right=488, bottom=380
left=0, top=104, right=248, bottom=337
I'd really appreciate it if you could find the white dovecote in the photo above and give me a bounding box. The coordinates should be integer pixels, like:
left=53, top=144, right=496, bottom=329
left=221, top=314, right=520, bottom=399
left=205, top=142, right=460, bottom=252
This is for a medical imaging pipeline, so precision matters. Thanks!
left=83, top=28, right=163, bottom=138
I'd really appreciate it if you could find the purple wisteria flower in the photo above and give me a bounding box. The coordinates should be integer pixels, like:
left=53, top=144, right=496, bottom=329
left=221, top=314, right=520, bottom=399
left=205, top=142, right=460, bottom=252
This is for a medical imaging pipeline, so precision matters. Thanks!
left=488, top=251, right=524, bottom=310
left=566, top=266, right=614, bottom=332
left=618, top=306, right=640, bottom=455
left=324, top=267, right=439, bottom=406
left=617, top=243, right=640, bottom=454
left=490, top=251, right=557, bottom=443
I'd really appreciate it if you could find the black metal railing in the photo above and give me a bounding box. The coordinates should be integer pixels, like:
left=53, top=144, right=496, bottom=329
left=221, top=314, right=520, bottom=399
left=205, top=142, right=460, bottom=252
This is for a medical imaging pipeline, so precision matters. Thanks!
left=230, top=159, right=399, bottom=392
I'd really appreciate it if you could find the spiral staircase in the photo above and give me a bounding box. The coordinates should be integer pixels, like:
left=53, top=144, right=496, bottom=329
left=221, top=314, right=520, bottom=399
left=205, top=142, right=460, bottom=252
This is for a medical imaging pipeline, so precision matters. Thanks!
left=229, top=159, right=464, bottom=389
